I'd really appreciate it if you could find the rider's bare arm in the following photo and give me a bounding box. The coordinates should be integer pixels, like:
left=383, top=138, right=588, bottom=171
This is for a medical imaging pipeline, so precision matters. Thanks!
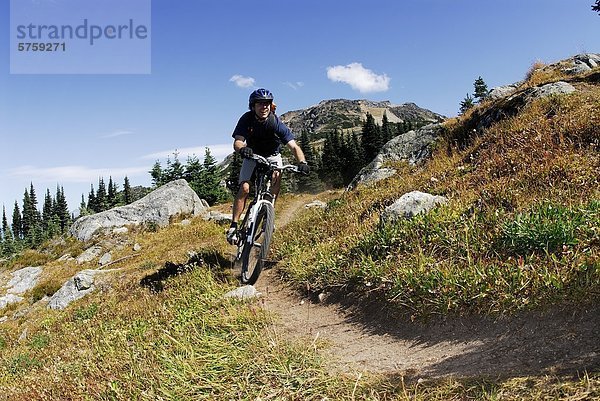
left=286, top=139, right=306, bottom=163
left=233, top=135, right=246, bottom=153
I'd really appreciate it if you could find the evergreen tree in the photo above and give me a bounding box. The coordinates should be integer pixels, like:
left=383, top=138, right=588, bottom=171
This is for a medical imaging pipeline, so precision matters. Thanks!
left=21, top=189, right=33, bottom=241
left=381, top=112, right=394, bottom=144
left=192, top=148, right=228, bottom=205
left=79, top=194, right=89, bottom=216
left=150, top=161, right=164, bottom=187
left=42, top=189, right=53, bottom=232
left=123, top=176, right=132, bottom=204
left=163, top=152, right=185, bottom=183
left=319, top=131, right=344, bottom=188
left=342, top=132, right=364, bottom=186
left=12, top=201, right=23, bottom=240
left=473, top=76, right=489, bottom=102
left=226, top=152, right=242, bottom=193
left=107, top=177, right=118, bottom=208
left=297, top=131, right=323, bottom=193
left=593, top=1, right=600, bottom=14
left=184, top=155, right=202, bottom=183
left=459, top=93, right=475, bottom=115
left=361, top=112, right=382, bottom=162
left=54, top=186, right=70, bottom=233
left=96, top=178, right=108, bottom=212
left=87, top=184, right=98, bottom=213
left=2, top=206, right=8, bottom=240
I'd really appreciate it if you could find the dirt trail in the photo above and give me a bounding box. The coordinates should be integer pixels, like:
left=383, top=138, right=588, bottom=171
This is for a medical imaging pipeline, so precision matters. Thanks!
left=249, top=196, right=600, bottom=378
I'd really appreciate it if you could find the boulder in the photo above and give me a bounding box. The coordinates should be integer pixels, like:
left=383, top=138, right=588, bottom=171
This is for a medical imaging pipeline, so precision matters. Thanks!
left=381, top=191, right=448, bottom=224
left=76, top=246, right=103, bottom=264
left=348, top=124, right=445, bottom=189
left=5, top=266, right=43, bottom=294
left=70, top=179, right=208, bottom=241
left=47, top=269, right=105, bottom=310
left=0, top=294, right=23, bottom=309
left=224, top=285, right=261, bottom=300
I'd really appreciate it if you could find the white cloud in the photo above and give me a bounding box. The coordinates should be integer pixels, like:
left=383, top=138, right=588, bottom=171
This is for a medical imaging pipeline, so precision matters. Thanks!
left=7, top=165, right=149, bottom=183
left=229, top=74, right=256, bottom=88
left=141, top=144, right=233, bottom=162
left=283, top=81, right=305, bottom=90
left=100, top=130, right=134, bottom=139
left=326, top=62, right=390, bottom=93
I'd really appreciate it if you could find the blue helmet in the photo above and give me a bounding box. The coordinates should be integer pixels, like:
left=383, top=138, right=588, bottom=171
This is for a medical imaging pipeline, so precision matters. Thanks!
left=249, top=88, right=274, bottom=109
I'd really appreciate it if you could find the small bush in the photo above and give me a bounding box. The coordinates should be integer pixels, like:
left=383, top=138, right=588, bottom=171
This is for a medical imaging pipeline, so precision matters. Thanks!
left=500, top=201, right=599, bottom=255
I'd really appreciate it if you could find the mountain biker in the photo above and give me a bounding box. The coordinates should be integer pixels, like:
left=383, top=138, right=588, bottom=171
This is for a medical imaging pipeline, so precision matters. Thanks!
left=227, top=88, right=310, bottom=244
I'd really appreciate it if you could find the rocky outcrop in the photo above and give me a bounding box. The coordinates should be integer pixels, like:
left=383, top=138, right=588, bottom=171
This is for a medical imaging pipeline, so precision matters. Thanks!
left=380, top=191, right=448, bottom=224
left=0, top=266, right=43, bottom=310
left=280, top=99, right=445, bottom=137
left=47, top=269, right=108, bottom=310
left=348, top=124, right=445, bottom=189
left=70, top=179, right=208, bottom=241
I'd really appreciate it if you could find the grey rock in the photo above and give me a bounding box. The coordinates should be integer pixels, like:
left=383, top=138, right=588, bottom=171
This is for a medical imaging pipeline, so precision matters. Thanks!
left=0, top=294, right=23, bottom=309
left=133, top=243, right=142, bottom=252
left=47, top=269, right=105, bottom=310
left=224, top=285, right=261, bottom=300
left=98, top=252, right=112, bottom=266
left=76, top=246, right=103, bottom=264
left=112, top=227, right=129, bottom=235
left=74, top=270, right=96, bottom=291
left=203, top=211, right=232, bottom=224
left=70, top=179, right=208, bottom=242
left=381, top=191, right=448, bottom=224
left=488, top=83, right=521, bottom=100
left=179, top=219, right=191, bottom=226
left=6, top=266, right=43, bottom=294
left=304, top=200, right=327, bottom=209
left=58, top=253, right=74, bottom=261
left=348, top=124, right=444, bottom=189
left=526, top=81, right=576, bottom=101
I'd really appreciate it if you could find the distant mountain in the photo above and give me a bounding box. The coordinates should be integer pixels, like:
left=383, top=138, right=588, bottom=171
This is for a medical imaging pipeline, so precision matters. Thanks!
left=280, top=99, right=445, bottom=138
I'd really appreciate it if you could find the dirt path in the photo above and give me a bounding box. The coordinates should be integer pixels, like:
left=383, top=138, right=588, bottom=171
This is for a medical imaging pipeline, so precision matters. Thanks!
left=249, top=195, right=600, bottom=378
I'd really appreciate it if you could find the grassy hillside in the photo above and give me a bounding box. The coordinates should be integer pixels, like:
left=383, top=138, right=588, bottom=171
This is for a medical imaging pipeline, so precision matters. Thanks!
left=0, top=61, right=599, bottom=399
left=274, top=67, right=600, bottom=318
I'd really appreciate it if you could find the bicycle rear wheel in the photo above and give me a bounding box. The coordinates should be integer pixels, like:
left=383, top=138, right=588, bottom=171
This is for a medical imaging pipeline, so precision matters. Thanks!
left=240, top=202, right=275, bottom=285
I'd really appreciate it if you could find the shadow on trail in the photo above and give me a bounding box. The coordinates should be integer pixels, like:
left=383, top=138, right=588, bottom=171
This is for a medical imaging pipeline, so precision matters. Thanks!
left=140, top=250, right=231, bottom=293
left=329, top=291, right=600, bottom=378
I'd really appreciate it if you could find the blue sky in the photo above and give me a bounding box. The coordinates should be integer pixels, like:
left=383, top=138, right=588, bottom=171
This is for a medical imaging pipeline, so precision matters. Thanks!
left=1, top=0, right=599, bottom=219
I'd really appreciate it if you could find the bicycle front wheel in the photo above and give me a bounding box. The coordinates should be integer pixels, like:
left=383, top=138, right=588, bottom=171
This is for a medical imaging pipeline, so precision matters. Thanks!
left=240, top=202, right=275, bottom=285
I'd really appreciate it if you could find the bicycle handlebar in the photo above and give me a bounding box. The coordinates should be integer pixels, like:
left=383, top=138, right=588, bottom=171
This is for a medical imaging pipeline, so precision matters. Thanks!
left=248, top=154, right=303, bottom=173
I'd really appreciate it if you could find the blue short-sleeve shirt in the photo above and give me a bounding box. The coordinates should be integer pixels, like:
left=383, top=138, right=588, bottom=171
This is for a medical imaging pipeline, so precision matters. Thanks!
left=232, top=111, right=295, bottom=156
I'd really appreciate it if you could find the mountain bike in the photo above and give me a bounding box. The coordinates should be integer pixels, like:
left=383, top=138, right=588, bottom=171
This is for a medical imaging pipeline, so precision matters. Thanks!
left=233, top=154, right=302, bottom=285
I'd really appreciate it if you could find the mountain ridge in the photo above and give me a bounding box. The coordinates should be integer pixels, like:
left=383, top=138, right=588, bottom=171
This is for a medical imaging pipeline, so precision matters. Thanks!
left=280, top=98, right=445, bottom=138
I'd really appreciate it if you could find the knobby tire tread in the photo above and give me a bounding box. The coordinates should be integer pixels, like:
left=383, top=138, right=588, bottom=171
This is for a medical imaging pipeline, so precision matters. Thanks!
left=240, top=202, right=275, bottom=285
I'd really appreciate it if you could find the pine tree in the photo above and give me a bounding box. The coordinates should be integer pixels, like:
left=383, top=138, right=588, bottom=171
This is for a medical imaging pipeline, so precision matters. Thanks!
left=42, top=189, right=53, bottom=233
left=123, top=176, right=132, bottom=204
left=150, top=161, right=164, bottom=187
left=12, top=201, right=23, bottom=240
left=79, top=194, right=89, bottom=216
left=593, top=1, right=600, bottom=14
left=54, top=186, right=70, bottom=233
left=87, top=184, right=98, bottom=213
left=361, top=112, right=382, bottom=162
left=96, top=178, right=108, bottom=212
left=21, top=188, right=33, bottom=241
left=319, top=131, right=344, bottom=188
left=459, top=93, right=475, bottom=115
left=1, top=206, right=8, bottom=240
left=342, top=132, right=364, bottom=186
left=184, top=155, right=202, bottom=183
left=226, top=152, right=242, bottom=193
left=192, top=148, right=228, bottom=205
left=381, top=112, right=394, bottom=144
left=107, top=177, right=118, bottom=208
left=473, top=76, right=489, bottom=102
left=297, top=131, right=323, bottom=193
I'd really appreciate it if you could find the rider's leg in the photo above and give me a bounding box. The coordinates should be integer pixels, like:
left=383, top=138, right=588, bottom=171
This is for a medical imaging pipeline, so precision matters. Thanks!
left=232, top=182, right=250, bottom=223
left=270, top=170, right=281, bottom=201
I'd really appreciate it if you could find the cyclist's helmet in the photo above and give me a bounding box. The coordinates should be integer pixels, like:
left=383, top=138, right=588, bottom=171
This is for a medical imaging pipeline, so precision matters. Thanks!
left=249, top=88, right=274, bottom=109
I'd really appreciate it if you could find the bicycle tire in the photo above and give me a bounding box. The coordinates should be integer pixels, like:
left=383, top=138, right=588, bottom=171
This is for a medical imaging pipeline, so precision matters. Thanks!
left=240, top=202, right=275, bottom=285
